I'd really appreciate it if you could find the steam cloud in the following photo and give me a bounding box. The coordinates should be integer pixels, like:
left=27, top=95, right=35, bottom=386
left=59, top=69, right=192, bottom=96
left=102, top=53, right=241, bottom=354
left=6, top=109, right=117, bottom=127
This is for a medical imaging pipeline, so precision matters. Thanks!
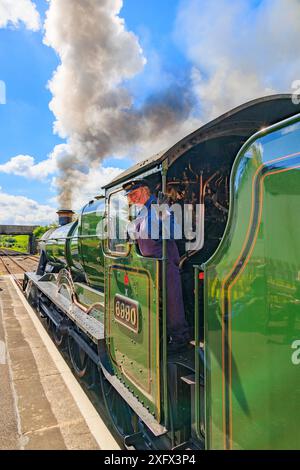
left=175, top=0, right=300, bottom=120
left=44, top=0, right=197, bottom=208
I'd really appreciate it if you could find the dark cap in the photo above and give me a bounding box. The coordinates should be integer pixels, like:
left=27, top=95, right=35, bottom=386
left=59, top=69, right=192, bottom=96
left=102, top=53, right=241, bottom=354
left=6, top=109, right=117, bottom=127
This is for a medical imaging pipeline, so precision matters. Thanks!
left=122, top=179, right=150, bottom=195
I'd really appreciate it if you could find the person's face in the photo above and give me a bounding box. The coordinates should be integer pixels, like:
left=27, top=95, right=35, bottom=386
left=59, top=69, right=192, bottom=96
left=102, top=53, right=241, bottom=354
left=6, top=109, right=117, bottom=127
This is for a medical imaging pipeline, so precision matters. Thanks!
left=127, top=186, right=149, bottom=206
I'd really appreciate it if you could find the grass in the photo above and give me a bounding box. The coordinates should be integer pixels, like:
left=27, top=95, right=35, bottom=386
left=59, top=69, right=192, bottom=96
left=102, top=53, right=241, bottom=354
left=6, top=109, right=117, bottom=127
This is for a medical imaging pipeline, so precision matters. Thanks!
left=0, top=235, right=29, bottom=253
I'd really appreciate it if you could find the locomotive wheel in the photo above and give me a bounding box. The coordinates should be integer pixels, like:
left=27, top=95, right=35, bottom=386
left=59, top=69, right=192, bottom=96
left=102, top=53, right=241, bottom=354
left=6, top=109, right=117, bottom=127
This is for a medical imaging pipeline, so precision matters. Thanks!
left=51, top=321, right=65, bottom=347
left=25, top=280, right=38, bottom=307
left=99, top=369, right=136, bottom=438
left=68, top=334, right=88, bottom=378
left=43, top=313, right=65, bottom=347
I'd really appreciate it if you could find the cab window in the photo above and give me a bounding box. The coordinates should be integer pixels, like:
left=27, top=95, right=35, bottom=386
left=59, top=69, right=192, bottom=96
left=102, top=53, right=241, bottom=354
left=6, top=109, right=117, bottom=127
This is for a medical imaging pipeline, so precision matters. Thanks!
left=108, top=190, right=129, bottom=255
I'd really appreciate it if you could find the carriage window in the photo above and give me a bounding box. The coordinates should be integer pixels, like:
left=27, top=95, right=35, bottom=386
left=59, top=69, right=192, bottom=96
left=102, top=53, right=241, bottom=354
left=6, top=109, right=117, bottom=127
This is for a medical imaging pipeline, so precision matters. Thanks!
left=108, top=190, right=129, bottom=255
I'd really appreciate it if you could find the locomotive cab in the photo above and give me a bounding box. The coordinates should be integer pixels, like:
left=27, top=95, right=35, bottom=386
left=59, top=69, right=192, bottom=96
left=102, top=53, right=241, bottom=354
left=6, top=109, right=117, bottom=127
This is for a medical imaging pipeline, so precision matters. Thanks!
left=106, top=95, right=300, bottom=343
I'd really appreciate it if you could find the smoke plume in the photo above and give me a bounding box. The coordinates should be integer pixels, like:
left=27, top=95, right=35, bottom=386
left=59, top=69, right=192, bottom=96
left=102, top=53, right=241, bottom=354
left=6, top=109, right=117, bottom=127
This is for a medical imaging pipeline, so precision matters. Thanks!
left=44, top=0, right=197, bottom=208
left=175, top=0, right=300, bottom=120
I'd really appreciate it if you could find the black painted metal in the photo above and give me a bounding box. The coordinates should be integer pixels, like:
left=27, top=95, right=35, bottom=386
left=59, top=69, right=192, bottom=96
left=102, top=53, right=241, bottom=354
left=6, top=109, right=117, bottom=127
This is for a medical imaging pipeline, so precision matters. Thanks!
left=103, top=94, right=300, bottom=189
left=38, top=300, right=63, bottom=328
left=67, top=327, right=100, bottom=365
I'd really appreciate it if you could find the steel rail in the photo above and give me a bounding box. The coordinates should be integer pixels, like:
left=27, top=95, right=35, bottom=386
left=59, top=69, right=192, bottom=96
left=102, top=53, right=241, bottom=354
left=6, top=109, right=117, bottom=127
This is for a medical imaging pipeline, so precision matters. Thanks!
left=0, top=249, right=38, bottom=289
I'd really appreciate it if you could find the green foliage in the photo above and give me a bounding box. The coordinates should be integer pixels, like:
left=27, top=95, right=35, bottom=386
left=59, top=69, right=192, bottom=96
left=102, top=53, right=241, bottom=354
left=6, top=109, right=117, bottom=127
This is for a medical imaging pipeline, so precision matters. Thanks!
left=33, top=224, right=58, bottom=239
left=0, top=225, right=58, bottom=253
left=0, top=235, right=29, bottom=252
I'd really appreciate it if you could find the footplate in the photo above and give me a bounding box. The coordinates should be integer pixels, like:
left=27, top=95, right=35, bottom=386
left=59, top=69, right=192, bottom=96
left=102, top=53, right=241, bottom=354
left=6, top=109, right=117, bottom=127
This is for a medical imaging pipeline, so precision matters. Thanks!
left=24, top=272, right=104, bottom=343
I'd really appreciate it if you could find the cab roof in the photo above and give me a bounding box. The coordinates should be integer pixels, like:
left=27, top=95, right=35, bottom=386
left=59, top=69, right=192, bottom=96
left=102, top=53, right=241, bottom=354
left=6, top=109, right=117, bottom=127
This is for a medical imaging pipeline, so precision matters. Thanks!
left=103, top=94, right=300, bottom=190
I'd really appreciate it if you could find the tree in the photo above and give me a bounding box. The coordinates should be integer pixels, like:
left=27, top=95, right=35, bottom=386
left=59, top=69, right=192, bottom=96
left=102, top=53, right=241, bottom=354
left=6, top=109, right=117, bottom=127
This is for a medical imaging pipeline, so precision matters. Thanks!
left=33, top=224, right=58, bottom=239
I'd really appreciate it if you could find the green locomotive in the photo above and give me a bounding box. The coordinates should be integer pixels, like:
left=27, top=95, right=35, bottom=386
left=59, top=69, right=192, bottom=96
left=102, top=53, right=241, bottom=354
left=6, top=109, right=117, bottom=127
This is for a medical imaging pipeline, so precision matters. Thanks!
left=24, top=94, right=300, bottom=449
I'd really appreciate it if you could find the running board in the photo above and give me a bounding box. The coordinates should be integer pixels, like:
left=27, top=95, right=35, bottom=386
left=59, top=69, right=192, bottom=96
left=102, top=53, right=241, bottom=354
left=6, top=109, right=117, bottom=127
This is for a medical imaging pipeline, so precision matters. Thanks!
left=100, top=363, right=167, bottom=438
left=25, top=272, right=104, bottom=344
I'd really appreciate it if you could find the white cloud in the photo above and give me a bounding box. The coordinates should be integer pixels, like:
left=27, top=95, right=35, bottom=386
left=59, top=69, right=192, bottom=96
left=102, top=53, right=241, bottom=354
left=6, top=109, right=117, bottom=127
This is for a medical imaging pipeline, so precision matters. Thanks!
left=0, top=189, right=57, bottom=225
left=0, top=147, right=60, bottom=180
left=0, top=0, right=40, bottom=30
left=175, top=0, right=300, bottom=120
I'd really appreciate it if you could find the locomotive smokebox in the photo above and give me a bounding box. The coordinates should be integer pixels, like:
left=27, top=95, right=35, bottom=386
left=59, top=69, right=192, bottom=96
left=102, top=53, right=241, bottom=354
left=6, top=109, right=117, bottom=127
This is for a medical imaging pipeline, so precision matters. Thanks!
left=57, top=209, right=75, bottom=226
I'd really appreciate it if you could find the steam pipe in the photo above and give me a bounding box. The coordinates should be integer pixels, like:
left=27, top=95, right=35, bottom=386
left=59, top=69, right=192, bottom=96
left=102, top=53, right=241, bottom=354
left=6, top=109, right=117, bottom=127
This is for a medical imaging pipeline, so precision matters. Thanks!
left=179, top=171, right=220, bottom=269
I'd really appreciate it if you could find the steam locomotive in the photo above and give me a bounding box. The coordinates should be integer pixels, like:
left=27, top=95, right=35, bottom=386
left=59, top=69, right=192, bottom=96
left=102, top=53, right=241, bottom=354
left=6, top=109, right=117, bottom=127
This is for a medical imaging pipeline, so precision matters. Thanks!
left=24, top=94, right=300, bottom=449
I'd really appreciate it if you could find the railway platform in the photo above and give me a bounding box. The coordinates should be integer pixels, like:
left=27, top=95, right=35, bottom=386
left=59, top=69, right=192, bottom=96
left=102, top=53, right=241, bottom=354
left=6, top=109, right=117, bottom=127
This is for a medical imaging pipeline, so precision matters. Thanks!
left=0, top=273, right=120, bottom=450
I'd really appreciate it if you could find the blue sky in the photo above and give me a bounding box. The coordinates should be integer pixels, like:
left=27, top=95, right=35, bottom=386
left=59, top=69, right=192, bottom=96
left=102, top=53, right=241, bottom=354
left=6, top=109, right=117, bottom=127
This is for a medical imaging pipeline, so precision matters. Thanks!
left=0, top=0, right=298, bottom=224
left=0, top=0, right=57, bottom=205
left=0, top=0, right=187, bottom=213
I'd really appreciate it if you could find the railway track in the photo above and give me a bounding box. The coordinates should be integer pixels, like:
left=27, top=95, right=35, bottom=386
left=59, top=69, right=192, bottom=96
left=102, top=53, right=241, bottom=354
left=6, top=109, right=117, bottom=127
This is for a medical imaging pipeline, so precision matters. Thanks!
left=0, top=249, right=38, bottom=288
left=24, top=255, right=39, bottom=262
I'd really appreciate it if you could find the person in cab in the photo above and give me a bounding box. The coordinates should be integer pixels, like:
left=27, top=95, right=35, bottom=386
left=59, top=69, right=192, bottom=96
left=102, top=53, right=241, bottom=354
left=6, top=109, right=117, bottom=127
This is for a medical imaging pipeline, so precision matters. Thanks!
left=123, top=179, right=190, bottom=350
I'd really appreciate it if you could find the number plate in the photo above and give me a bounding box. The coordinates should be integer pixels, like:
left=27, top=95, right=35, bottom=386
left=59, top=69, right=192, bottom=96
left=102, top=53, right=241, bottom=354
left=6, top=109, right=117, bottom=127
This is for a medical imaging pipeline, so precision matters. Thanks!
left=114, top=294, right=139, bottom=333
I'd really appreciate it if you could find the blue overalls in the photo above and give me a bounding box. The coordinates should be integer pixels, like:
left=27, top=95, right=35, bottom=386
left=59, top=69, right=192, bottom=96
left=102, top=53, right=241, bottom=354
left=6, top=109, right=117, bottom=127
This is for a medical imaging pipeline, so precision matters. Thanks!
left=131, top=195, right=189, bottom=343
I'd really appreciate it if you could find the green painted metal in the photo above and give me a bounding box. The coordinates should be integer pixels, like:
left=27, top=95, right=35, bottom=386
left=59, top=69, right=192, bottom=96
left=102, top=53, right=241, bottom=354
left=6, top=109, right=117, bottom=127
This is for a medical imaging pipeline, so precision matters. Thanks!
left=104, top=188, right=161, bottom=420
left=78, top=199, right=106, bottom=290
left=44, top=199, right=106, bottom=290
left=67, top=225, right=84, bottom=275
left=74, top=282, right=104, bottom=323
left=204, top=115, right=300, bottom=450
left=45, top=222, right=74, bottom=266
left=104, top=256, right=161, bottom=419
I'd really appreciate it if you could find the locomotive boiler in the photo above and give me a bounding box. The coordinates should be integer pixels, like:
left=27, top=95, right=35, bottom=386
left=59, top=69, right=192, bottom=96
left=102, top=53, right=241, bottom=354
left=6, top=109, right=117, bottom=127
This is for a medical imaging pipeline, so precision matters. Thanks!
left=24, top=94, right=300, bottom=449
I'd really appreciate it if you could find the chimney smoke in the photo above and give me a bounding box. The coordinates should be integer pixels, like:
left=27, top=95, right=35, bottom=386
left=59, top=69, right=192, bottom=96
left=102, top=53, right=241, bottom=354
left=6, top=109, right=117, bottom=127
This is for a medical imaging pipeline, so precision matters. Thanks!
left=44, top=0, right=197, bottom=209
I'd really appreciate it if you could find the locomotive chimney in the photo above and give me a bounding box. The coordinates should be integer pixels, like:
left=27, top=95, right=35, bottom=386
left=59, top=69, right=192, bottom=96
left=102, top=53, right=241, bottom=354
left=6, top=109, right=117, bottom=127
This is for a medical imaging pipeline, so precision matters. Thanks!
left=57, top=209, right=75, bottom=226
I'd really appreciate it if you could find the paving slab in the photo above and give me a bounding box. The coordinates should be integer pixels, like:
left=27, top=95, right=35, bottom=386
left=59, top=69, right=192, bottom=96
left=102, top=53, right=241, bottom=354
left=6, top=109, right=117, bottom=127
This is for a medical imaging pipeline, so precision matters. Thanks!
left=0, top=275, right=119, bottom=450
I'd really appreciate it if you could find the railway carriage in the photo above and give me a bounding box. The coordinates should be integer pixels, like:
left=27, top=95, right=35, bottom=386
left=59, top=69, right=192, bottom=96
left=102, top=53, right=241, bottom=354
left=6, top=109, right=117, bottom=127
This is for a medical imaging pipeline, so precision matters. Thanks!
left=24, top=94, right=300, bottom=449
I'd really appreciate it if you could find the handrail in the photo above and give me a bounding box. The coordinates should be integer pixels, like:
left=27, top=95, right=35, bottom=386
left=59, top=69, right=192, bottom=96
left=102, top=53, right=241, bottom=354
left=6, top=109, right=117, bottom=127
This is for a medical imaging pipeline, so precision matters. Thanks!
left=162, top=162, right=169, bottom=428
left=194, top=265, right=202, bottom=440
